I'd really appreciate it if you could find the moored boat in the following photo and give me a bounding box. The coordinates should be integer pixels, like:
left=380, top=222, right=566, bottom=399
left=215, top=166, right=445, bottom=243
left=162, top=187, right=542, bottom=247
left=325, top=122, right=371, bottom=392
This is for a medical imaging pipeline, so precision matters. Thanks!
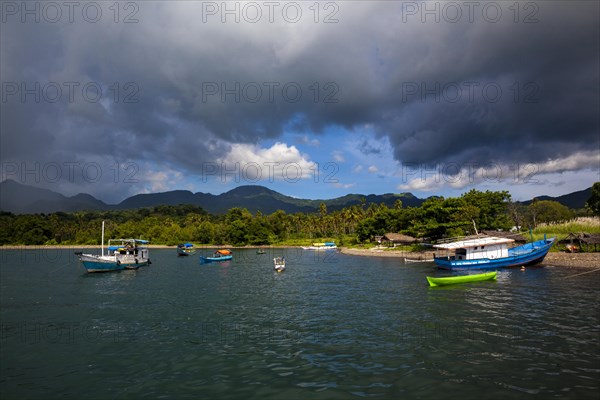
left=302, top=242, right=337, bottom=250
left=177, top=243, right=196, bottom=256
left=274, top=256, right=285, bottom=272
left=427, top=271, right=497, bottom=287
left=200, top=249, right=233, bottom=263
left=77, top=222, right=151, bottom=272
left=433, top=235, right=555, bottom=271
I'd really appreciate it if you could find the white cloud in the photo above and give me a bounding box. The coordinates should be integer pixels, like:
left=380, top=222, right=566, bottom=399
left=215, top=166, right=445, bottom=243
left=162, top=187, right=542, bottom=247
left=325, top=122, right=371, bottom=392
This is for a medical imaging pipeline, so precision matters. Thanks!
left=354, top=165, right=363, bottom=173
left=332, top=151, right=345, bottom=162
left=296, top=135, right=320, bottom=147
left=535, top=151, right=599, bottom=174
left=217, top=142, right=317, bottom=182
left=368, top=165, right=379, bottom=173
left=139, top=165, right=184, bottom=194
left=333, top=182, right=356, bottom=189
left=396, top=152, right=600, bottom=193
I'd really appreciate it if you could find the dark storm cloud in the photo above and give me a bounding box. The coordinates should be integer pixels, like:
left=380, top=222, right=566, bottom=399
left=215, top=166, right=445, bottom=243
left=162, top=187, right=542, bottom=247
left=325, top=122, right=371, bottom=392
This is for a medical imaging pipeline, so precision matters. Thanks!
left=1, top=1, right=598, bottom=200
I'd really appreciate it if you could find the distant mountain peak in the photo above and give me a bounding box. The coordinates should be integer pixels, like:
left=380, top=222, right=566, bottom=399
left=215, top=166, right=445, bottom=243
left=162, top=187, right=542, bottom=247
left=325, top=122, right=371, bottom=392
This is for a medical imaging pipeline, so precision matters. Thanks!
left=224, top=185, right=279, bottom=196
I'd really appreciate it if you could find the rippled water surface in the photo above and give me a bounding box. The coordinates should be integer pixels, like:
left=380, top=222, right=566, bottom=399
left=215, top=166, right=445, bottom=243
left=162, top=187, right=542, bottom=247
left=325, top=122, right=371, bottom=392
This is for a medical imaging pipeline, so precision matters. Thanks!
left=1, top=249, right=599, bottom=399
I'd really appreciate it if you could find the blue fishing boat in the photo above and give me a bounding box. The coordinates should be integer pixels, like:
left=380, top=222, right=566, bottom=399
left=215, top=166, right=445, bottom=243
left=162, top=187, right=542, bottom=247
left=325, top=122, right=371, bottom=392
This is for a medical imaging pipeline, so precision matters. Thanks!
left=77, top=222, right=151, bottom=272
left=433, top=235, right=555, bottom=271
left=177, top=243, right=196, bottom=256
left=200, top=249, right=233, bottom=263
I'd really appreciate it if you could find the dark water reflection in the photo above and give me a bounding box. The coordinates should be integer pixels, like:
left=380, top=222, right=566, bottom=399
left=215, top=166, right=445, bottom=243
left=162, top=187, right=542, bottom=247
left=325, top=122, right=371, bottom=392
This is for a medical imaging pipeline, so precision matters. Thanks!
left=1, top=249, right=598, bottom=399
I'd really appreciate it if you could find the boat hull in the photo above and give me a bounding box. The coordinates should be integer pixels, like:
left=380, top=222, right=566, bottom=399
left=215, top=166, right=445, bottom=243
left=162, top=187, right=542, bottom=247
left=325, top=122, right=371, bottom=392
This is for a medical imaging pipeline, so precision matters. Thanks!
left=434, top=238, right=555, bottom=271
left=200, top=255, right=233, bottom=263
left=177, top=249, right=196, bottom=256
left=80, top=258, right=125, bottom=272
left=427, top=271, right=497, bottom=287
left=79, top=253, right=149, bottom=272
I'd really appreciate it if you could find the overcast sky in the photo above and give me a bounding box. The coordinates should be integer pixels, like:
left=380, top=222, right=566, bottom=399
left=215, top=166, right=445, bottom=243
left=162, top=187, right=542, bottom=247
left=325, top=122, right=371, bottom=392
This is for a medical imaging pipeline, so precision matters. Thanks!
left=1, top=1, right=598, bottom=203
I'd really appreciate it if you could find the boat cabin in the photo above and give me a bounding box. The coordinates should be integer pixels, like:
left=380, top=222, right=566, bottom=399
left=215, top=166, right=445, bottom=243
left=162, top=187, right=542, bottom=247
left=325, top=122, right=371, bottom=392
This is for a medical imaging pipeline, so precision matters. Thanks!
left=434, top=237, right=514, bottom=260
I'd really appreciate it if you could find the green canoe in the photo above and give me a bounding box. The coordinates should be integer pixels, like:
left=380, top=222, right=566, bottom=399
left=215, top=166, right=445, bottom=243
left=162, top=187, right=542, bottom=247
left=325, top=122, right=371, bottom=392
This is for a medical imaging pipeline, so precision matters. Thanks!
left=426, top=271, right=497, bottom=287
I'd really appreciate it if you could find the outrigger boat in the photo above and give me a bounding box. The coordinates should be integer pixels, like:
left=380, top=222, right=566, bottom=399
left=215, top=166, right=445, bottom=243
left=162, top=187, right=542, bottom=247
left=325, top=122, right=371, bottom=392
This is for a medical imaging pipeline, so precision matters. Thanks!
left=177, top=243, right=196, bottom=256
left=274, top=256, right=285, bottom=272
left=433, top=235, right=555, bottom=271
left=302, top=242, right=337, bottom=250
left=77, top=222, right=151, bottom=272
left=200, top=249, right=232, bottom=263
left=427, top=271, right=497, bottom=287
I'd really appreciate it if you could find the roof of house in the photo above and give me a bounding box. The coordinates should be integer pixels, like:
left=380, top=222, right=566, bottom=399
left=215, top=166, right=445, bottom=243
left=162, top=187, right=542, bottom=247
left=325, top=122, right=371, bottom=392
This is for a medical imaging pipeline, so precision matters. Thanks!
left=382, top=233, right=417, bottom=243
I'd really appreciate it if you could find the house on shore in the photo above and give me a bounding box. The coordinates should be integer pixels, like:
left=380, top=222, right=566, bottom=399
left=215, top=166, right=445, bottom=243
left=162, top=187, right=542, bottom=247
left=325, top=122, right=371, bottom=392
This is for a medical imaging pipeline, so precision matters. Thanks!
left=380, top=233, right=417, bottom=247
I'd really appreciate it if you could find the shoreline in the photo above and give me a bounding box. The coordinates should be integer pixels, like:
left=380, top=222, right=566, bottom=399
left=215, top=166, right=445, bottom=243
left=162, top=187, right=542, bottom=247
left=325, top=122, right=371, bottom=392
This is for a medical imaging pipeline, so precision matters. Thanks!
left=0, top=244, right=295, bottom=249
left=1, top=245, right=599, bottom=268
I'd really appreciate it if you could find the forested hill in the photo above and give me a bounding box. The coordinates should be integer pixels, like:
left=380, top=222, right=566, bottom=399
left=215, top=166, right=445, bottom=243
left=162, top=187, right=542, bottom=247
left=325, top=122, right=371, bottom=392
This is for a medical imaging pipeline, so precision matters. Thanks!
left=0, top=180, right=424, bottom=214
left=0, top=179, right=593, bottom=215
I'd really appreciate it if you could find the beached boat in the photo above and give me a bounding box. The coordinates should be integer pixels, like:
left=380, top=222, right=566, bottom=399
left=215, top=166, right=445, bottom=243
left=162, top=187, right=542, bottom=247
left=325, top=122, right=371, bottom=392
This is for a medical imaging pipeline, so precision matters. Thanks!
left=200, top=249, right=233, bottom=263
left=77, top=222, right=151, bottom=272
left=433, top=235, right=555, bottom=270
left=177, top=243, right=196, bottom=256
left=302, top=242, right=337, bottom=250
left=274, top=256, right=285, bottom=272
left=427, top=271, right=497, bottom=287
left=404, top=257, right=434, bottom=263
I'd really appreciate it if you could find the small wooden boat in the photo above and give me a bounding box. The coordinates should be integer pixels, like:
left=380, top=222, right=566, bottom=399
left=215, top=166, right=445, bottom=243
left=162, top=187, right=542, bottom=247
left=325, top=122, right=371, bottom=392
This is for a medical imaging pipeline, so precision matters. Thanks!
left=426, top=271, right=497, bottom=287
left=274, top=256, right=285, bottom=272
left=177, top=243, right=196, bottom=256
left=200, top=249, right=232, bottom=263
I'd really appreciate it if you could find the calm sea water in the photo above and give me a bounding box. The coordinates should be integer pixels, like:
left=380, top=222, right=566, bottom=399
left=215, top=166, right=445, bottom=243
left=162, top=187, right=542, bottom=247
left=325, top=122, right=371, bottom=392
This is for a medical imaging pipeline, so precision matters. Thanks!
left=1, top=248, right=598, bottom=399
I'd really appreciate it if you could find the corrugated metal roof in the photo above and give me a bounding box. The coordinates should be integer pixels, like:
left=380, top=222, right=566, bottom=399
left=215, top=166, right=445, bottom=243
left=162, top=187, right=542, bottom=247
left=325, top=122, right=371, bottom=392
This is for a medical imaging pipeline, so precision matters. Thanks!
left=433, top=236, right=514, bottom=249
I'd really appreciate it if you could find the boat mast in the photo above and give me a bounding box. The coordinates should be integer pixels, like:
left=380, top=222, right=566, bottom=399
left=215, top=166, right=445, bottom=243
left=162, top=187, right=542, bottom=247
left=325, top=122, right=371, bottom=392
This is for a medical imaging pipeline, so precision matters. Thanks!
left=472, top=219, right=479, bottom=236
left=101, top=221, right=105, bottom=256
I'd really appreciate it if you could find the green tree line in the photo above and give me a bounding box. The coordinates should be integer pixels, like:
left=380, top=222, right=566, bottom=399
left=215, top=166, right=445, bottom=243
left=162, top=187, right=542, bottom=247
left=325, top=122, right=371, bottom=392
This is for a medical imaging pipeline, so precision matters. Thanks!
left=0, top=188, right=594, bottom=246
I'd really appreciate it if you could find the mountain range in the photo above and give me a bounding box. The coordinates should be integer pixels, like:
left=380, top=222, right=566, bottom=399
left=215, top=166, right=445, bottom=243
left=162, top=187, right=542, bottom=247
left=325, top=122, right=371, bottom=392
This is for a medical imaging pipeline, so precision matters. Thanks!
left=0, top=179, right=592, bottom=215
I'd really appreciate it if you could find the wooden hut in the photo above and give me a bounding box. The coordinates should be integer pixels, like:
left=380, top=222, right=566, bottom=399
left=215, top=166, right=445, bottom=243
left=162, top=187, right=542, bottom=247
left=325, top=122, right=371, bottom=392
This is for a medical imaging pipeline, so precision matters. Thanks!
left=559, top=233, right=600, bottom=252
left=381, top=233, right=417, bottom=247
